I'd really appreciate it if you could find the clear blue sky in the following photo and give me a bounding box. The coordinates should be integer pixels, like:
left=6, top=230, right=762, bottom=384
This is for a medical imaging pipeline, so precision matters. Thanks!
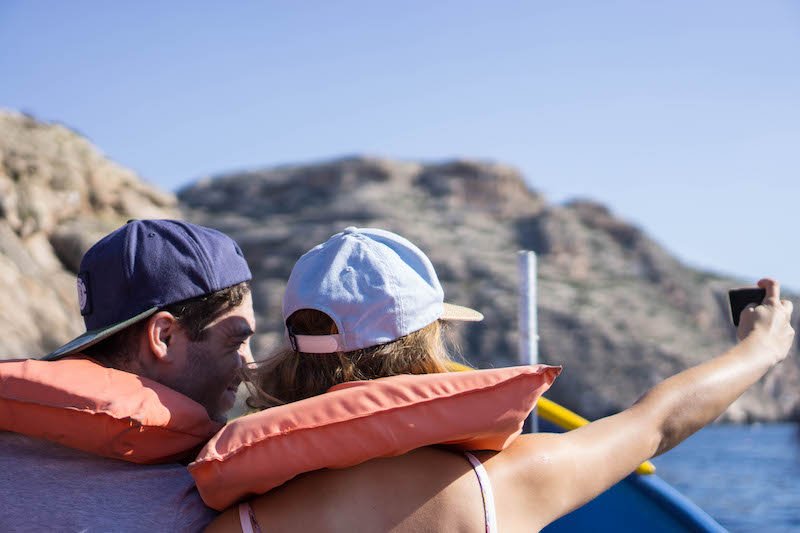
left=2, top=1, right=798, bottom=290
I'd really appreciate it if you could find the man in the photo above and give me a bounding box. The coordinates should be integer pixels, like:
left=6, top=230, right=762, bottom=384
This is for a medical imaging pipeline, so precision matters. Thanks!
left=0, top=219, right=255, bottom=531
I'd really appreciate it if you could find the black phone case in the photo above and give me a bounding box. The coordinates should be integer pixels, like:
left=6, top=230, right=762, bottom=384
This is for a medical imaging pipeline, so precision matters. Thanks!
left=728, top=288, right=767, bottom=326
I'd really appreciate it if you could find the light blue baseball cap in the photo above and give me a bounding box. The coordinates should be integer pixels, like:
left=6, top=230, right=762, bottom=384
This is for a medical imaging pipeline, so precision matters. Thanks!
left=282, top=227, right=483, bottom=353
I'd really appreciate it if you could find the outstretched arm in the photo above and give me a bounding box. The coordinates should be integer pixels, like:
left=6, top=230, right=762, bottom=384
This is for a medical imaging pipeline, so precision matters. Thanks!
left=483, top=278, right=795, bottom=531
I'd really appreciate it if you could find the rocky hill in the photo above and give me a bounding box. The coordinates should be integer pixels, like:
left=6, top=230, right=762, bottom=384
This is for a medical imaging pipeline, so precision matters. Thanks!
left=1, top=111, right=797, bottom=421
left=0, top=111, right=177, bottom=356
left=181, top=157, right=800, bottom=422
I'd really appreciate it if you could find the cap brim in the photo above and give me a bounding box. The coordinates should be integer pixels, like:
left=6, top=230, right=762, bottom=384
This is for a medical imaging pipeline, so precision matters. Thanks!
left=41, top=307, right=159, bottom=361
left=441, top=302, right=484, bottom=322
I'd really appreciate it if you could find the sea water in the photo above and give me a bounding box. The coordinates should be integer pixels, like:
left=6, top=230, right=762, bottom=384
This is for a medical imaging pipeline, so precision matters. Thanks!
left=652, top=424, right=800, bottom=533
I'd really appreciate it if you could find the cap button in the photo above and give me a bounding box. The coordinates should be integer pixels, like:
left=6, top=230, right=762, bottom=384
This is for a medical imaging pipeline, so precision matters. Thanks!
left=343, top=226, right=359, bottom=234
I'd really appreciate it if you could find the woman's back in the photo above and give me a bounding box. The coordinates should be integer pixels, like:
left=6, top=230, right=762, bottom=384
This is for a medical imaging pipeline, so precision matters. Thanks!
left=206, top=447, right=488, bottom=533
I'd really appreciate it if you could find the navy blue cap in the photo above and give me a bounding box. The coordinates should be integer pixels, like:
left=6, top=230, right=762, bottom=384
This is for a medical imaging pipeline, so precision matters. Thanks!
left=42, top=219, right=252, bottom=360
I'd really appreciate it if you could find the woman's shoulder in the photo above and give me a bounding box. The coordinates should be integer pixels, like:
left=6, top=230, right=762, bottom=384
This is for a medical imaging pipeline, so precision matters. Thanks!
left=207, top=447, right=487, bottom=533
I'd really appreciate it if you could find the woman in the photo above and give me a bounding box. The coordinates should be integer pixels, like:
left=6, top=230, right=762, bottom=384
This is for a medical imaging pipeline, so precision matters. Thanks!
left=207, top=227, right=794, bottom=533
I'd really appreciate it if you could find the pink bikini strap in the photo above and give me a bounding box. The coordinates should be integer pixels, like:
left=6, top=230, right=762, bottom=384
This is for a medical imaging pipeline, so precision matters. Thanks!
left=463, top=451, right=498, bottom=533
left=238, top=502, right=263, bottom=533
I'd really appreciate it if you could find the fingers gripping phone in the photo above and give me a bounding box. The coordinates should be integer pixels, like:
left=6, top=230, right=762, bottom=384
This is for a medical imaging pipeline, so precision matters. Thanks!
left=728, top=288, right=767, bottom=326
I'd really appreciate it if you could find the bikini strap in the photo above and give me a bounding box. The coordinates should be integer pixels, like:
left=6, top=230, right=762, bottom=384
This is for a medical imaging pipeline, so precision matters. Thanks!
left=238, top=501, right=263, bottom=533
left=463, top=451, right=498, bottom=533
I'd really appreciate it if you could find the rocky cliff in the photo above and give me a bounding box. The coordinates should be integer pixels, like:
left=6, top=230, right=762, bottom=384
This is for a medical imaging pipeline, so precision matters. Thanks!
left=2, top=111, right=797, bottom=421
left=0, top=110, right=177, bottom=356
left=181, top=157, right=800, bottom=422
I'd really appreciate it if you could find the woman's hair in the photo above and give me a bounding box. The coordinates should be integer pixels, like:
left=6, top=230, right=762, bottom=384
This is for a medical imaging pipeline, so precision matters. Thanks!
left=246, top=308, right=458, bottom=410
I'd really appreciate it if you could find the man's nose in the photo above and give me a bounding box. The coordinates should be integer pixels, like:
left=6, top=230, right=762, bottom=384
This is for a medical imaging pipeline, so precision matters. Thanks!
left=240, top=342, right=254, bottom=365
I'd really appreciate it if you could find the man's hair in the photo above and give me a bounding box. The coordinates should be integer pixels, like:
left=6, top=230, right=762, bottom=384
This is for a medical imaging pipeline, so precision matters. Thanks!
left=83, top=281, right=251, bottom=368
left=246, top=308, right=458, bottom=410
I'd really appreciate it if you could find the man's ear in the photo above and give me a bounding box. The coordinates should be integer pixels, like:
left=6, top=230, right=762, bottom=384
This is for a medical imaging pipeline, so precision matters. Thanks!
left=145, top=311, right=180, bottom=361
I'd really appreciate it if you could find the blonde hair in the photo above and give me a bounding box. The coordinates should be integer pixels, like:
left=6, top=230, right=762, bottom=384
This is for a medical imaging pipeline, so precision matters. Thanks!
left=246, top=309, right=457, bottom=410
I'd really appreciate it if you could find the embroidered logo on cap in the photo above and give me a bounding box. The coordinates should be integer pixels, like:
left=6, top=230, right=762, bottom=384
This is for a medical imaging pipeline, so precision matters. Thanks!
left=77, top=272, right=92, bottom=316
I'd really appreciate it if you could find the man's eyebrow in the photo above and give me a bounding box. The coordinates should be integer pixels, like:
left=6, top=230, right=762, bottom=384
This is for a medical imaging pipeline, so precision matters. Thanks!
left=228, top=325, right=255, bottom=339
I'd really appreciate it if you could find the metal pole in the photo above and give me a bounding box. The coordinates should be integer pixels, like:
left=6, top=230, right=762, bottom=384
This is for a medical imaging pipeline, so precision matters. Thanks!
left=518, top=250, right=539, bottom=433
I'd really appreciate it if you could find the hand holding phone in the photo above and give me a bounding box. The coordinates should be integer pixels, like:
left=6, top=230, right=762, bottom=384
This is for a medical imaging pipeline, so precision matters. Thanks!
left=728, top=288, right=767, bottom=326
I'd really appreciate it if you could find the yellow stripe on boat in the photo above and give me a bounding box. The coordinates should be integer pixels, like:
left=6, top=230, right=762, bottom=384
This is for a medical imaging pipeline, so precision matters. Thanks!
left=449, top=362, right=656, bottom=475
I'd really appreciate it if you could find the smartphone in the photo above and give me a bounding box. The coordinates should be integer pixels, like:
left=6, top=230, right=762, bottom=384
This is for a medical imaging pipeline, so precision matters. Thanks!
left=728, top=288, right=766, bottom=326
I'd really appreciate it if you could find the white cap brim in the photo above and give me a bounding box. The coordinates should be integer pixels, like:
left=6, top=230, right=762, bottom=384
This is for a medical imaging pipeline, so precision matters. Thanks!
left=441, top=302, right=483, bottom=322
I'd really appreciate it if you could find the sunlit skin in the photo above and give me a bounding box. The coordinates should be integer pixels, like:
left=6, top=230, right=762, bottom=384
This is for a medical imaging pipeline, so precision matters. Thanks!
left=207, top=279, right=793, bottom=532
left=129, top=292, right=256, bottom=422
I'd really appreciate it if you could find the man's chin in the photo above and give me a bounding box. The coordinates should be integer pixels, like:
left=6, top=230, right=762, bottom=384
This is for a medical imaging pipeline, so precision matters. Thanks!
left=208, top=404, right=230, bottom=424
left=208, top=388, right=239, bottom=423
left=210, top=411, right=229, bottom=424
left=225, top=386, right=239, bottom=405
